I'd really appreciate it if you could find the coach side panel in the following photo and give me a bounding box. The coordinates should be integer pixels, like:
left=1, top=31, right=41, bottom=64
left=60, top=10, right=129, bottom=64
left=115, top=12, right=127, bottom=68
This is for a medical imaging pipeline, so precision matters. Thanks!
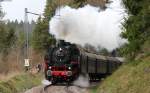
left=80, top=54, right=108, bottom=74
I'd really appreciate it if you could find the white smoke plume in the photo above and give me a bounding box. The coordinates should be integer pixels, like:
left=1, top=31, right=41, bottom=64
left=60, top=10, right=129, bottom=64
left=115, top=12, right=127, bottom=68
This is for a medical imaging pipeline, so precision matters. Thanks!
left=42, top=79, right=52, bottom=86
left=73, top=74, right=90, bottom=87
left=49, top=0, right=127, bottom=51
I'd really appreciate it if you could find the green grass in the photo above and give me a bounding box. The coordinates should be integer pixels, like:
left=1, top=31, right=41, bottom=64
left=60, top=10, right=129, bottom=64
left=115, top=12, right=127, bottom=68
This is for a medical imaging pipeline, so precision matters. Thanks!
left=93, top=57, right=150, bottom=93
left=0, top=73, right=42, bottom=93
left=90, top=86, right=99, bottom=93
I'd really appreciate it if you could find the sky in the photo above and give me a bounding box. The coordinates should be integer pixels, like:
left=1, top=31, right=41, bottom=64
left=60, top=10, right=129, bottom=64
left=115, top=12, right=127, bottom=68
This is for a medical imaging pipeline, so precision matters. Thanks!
left=1, top=0, right=46, bottom=22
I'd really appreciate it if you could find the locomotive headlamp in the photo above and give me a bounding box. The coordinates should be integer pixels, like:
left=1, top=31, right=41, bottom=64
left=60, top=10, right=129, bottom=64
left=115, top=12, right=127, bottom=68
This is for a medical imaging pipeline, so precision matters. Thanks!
left=49, top=66, right=52, bottom=69
left=68, top=67, right=71, bottom=70
left=59, top=48, right=62, bottom=51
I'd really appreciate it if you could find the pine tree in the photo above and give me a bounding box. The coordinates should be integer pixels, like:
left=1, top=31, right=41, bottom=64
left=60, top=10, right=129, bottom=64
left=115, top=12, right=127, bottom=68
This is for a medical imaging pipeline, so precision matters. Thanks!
left=121, top=0, right=150, bottom=59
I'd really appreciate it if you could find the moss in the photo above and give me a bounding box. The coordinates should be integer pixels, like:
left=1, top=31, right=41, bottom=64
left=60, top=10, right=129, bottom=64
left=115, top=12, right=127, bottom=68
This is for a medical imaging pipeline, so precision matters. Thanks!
left=0, top=73, right=42, bottom=93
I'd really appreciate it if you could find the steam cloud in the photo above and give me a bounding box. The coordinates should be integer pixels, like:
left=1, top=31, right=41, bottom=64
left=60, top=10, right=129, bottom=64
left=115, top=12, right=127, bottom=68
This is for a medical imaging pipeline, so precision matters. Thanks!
left=49, top=0, right=127, bottom=51
left=73, top=74, right=90, bottom=87
left=42, top=79, right=52, bottom=86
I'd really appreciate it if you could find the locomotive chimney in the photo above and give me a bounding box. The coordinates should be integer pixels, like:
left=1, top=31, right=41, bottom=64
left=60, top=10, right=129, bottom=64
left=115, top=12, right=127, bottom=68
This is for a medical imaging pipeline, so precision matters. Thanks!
left=57, top=39, right=65, bottom=46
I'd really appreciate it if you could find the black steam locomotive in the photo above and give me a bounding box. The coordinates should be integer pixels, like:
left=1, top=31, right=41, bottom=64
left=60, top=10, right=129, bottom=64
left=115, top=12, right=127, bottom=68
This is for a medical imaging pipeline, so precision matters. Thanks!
left=44, top=40, right=122, bottom=84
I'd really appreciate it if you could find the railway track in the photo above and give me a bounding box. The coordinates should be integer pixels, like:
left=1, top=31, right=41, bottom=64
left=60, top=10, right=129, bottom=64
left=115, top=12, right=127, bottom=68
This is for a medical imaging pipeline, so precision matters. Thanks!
left=24, top=84, right=90, bottom=93
left=42, top=85, right=87, bottom=93
left=24, top=80, right=100, bottom=93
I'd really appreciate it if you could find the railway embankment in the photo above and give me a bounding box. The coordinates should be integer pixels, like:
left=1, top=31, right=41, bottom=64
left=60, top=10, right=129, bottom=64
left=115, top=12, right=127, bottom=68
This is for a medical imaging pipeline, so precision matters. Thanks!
left=0, top=73, right=42, bottom=93
left=91, top=56, right=150, bottom=93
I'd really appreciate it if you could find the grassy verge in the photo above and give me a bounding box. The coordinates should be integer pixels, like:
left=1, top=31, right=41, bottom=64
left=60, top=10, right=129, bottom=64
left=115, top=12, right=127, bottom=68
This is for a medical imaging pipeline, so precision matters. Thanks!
left=91, top=56, right=150, bottom=93
left=0, top=73, right=42, bottom=93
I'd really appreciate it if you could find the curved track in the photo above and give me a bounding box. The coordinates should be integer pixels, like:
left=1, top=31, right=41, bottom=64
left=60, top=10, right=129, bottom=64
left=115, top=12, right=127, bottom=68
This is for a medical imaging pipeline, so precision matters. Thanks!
left=24, top=85, right=89, bottom=93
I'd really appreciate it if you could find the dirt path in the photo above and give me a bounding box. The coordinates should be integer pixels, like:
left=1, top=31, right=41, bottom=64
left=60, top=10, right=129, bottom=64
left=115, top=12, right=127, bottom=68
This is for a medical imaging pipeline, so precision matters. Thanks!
left=24, top=85, right=89, bottom=93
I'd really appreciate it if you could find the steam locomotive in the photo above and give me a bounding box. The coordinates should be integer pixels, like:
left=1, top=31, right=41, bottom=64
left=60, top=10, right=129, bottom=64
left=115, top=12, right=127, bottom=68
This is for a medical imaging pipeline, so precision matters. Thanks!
left=44, top=40, right=122, bottom=84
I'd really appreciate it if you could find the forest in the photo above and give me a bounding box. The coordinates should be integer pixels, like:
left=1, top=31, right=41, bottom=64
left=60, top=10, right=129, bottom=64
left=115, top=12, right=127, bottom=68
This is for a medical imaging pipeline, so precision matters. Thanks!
left=0, top=0, right=149, bottom=76
left=0, top=0, right=149, bottom=93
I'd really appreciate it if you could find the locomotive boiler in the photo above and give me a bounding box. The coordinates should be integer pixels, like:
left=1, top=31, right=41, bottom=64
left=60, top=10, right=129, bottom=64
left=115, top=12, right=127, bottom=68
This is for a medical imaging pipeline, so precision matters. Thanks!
left=44, top=40, right=122, bottom=84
